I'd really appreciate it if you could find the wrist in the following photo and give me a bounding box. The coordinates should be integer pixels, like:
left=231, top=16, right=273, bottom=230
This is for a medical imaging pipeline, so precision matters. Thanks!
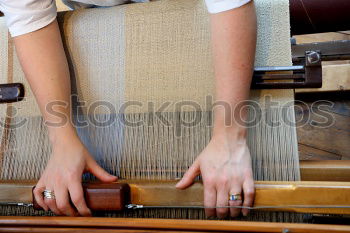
left=212, top=102, right=248, bottom=141
left=212, top=124, right=247, bottom=142
left=48, top=124, right=79, bottom=146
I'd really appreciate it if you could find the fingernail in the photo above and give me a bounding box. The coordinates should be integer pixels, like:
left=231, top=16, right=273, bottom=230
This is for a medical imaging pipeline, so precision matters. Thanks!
left=175, top=180, right=183, bottom=188
left=242, top=210, right=249, bottom=216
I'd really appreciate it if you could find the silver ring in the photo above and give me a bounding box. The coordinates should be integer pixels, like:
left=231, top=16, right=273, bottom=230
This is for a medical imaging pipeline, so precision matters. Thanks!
left=43, top=190, right=55, bottom=199
left=229, top=193, right=242, bottom=201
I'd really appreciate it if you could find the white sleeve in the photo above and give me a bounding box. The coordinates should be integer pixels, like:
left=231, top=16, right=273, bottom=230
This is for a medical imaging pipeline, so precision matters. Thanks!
left=0, top=0, right=57, bottom=37
left=205, top=0, right=251, bottom=14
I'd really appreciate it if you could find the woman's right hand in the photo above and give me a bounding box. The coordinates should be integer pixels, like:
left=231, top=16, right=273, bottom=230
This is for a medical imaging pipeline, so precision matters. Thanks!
left=33, top=133, right=118, bottom=216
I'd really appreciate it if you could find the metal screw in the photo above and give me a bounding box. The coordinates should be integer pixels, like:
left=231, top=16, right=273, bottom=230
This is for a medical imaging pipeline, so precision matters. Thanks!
left=282, top=229, right=290, bottom=233
left=306, top=51, right=321, bottom=64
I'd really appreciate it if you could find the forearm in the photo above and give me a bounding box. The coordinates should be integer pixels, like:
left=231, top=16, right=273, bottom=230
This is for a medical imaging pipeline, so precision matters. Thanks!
left=13, top=20, right=76, bottom=143
left=210, top=2, right=257, bottom=138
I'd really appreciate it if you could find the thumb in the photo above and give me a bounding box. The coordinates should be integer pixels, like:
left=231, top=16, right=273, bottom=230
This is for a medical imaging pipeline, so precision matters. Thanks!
left=176, top=159, right=200, bottom=189
left=87, top=157, right=118, bottom=183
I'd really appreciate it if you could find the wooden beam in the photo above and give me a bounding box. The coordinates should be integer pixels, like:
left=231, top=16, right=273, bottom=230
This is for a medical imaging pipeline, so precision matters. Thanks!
left=0, top=217, right=350, bottom=233
left=300, top=160, right=350, bottom=181
left=0, top=181, right=34, bottom=204
left=1, top=180, right=350, bottom=215
left=129, top=180, right=350, bottom=215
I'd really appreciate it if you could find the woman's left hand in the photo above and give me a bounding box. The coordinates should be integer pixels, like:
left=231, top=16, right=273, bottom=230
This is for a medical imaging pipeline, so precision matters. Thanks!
left=176, top=132, right=254, bottom=218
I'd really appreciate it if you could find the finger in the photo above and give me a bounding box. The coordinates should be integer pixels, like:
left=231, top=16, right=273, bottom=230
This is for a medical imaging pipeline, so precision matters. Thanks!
left=87, top=157, right=118, bottom=183
left=33, top=182, right=48, bottom=211
left=68, top=182, right=92, bottom=217
left=229, top=185, right=243, bottom=218
left=216, top=187, right=229, bottom=219
left=242, top=179, right=255, bottom=216
left=44, top=187, right=62, bottom=215
left=55, top=186, right=77, bottom=216
left=203, top=183, right=216, bottom=217
left=175, top=160, right=200, bottom=189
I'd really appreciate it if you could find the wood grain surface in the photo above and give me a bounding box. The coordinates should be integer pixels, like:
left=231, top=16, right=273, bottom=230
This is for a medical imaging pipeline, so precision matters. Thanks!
left=0, top=217, right=350, bottom=233
left=1, top=180, right=350, bottom=215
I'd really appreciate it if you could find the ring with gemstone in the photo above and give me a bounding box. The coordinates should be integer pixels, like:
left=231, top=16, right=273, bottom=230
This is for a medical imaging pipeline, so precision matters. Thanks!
left=229, top=193, right=242, bottom=201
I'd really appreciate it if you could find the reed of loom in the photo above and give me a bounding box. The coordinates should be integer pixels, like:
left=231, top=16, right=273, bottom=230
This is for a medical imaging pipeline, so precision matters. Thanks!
left=0, top=0, right=349, bottom=227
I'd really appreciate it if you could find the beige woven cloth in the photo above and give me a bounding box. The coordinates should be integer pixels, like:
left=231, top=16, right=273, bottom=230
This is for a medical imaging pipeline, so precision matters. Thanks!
left=0, top=0, right=300, bottom=220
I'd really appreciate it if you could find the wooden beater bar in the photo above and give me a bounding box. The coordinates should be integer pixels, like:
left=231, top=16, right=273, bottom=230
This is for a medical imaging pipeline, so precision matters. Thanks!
left=1, top=180, right=350, bottom=215
left=128, top=180, right=350, bottom=215
left=300, top=160, right=350, bottom=181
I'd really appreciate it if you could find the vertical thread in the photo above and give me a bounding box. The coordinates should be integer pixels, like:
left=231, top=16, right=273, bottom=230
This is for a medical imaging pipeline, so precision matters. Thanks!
left=0, top=32, right=14, bottom=178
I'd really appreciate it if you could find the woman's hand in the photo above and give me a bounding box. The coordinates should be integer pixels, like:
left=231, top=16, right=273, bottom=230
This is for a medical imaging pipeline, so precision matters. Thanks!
left=176, top=132, right=254, bottom=218
left=33, top=134, right=117, bottom=216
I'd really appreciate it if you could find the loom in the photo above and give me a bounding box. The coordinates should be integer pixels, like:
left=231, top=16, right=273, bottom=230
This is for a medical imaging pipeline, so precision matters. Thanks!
left=0, top=0, right=350, bottom=231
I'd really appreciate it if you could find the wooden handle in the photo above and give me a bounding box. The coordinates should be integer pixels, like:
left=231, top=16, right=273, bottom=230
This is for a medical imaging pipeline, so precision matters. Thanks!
left=0, top=83, right=24, bottom=103
left=33, top=183, right=130, bottom=211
